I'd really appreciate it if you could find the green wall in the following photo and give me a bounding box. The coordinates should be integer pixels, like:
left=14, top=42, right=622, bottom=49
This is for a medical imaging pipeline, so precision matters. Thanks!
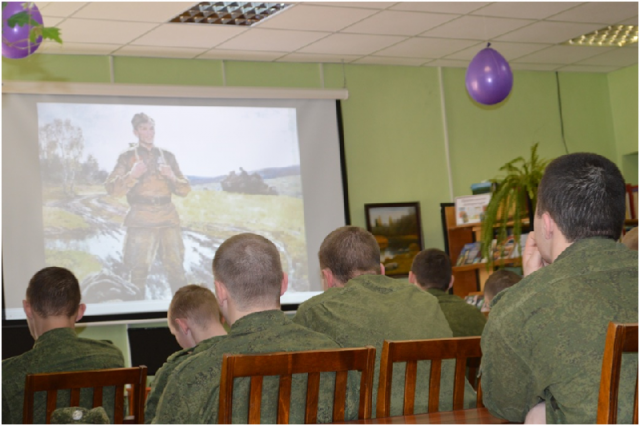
left=3, top=54, right=637, bottom=350
left=608, top=64, right=639, bottom=184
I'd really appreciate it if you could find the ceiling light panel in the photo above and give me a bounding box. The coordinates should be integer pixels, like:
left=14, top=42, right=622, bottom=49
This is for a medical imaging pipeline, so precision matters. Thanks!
left=564, top=25, right=639, bottom=47
left=170, top=2, right=292, bottom=26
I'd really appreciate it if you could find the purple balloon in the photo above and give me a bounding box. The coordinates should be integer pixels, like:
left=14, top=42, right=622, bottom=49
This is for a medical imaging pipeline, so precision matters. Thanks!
left=465, top=46, right=513, bottom=105
left=2, top=2, right=43, bottom=59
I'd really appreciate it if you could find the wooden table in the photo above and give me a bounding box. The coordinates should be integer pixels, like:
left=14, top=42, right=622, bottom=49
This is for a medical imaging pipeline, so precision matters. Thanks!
left=342, top=408, right=511, bottom=424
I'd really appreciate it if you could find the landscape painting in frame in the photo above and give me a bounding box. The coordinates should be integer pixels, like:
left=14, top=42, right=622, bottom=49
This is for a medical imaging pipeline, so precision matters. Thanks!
left=365, top=202, right=423, bottom=277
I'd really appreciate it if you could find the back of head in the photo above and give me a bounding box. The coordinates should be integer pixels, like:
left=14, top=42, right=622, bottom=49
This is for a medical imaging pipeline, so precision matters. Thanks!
left=484, top=270, right=522, bottom=301
left=213, top=233, right=283, bottom=310
left=410, top=249, right=451, bottom=291
left=537, top=152, right=626, bottom=242
left=318, top=226, right=381, bottom=284
left=26, top=267, right=81, bottom=318
left=621, top=227, right=638, bottom=251
left=169, top=284, right=221, bottom=329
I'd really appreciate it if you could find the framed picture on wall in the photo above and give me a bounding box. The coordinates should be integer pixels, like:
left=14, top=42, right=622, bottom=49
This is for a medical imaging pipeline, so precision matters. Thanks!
left=364, top=202, right=424, bottom=277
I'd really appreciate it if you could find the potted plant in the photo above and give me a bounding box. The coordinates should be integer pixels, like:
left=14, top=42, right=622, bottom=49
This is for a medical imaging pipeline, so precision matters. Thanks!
left=480, top=143, right=550, bottom=267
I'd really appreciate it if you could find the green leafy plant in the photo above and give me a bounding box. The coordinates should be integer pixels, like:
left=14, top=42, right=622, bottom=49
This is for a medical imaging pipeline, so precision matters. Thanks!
left=480, top=143, right=550, bottom=268
left=2, top=2, right=63, bottom=46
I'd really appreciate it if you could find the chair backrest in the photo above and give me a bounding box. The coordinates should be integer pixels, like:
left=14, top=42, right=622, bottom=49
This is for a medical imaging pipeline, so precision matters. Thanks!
left=23, top=366, right=148, bottom=424
left=376, top=337, right=483, bottom=418
left=597, top=322, right=638, bottom=424
left=218, top=346, right=376, bottom=424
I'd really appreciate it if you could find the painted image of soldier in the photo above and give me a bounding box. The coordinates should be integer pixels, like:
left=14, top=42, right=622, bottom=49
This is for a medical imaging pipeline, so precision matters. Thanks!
left=105, top=113, right=191, bottom=299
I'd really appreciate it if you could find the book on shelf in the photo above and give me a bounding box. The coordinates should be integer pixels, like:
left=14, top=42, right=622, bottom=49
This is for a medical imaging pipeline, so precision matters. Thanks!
left=456, top=242, right=484, bottom=266
left=491, top=232, right=529, bottom=260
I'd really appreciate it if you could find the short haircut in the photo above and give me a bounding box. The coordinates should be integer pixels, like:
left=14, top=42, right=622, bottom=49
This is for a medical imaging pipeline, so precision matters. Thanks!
left=318, top=226, right=381, bottom=284
left=536, top=153, right=626, bottom=242
left=212, top=233, right=283, bottom=309
left=410, top=249, right=451, bottom=291
left=622, top=227, right=638, bottom=251
left=168, top=284, right=222, bottom=329
left=26, top=267, right=81, bottom=318
left=131, top=112, right=154, bottom=130
left=484, top=270, right=522, bottom=301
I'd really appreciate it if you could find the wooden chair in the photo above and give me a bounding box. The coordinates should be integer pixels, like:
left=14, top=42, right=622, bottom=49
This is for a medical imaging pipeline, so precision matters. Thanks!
left=218, top=346, right=376, bottom=424
left=23, top=366, right=147, bottom=424
left=597, top=322, right=638, bottom=424
left=376, top=337, right=483, bottom=418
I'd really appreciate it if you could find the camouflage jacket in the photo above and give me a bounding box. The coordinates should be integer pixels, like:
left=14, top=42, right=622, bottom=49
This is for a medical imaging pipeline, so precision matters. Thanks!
left=293, top=274, right=477, bottom=417
left=426, top=288, right=486, bottom=337
left=2, top=328, right=124, bottom=424
left=481, top=237, right=639, bottom=424
left=153, top=310, right=350, bottom=424
left=144, top=335, right=225, bottom=423
left=104, top=145, right=190, bottom=227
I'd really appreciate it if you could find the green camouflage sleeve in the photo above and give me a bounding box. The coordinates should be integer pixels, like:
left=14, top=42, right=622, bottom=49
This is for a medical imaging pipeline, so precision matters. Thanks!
left=480, top=321, right=536, bottom=422
left=3, top=390, right=11, bottom=423
left=144, top=350, right=190, bottom=424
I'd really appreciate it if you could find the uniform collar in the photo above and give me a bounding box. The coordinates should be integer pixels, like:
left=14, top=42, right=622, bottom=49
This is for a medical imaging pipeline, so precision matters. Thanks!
left=555, top=236, right=618, bottom=263
left=33, top=327, right=76, bottom=348
left=229, top=310, right=288, bottom=337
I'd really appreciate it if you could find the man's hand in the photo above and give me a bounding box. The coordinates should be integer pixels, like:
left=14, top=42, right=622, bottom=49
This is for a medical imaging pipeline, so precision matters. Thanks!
left=159, top=164, right=176, bottom=181
left=522, top=232, right=546, bottom=276
left=130, top=161, right=148, bottom=179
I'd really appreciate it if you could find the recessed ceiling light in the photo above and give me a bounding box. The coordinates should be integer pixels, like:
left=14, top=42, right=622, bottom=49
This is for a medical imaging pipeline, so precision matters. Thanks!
left=170, top=2, right=292, bottom=27
left=564, top=25, right=638, bottom=47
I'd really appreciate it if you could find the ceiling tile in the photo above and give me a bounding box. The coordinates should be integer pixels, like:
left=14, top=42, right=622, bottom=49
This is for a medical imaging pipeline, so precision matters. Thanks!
left=299, top=33, right=406, bottom=55
left=577, top=47, right=639, bottom=66
left=391, top=2, right=489, bottom=14
left=218, top=29, right=330, bottom=52
left=509, top=63, right=563, bottom=71
left=258, top=5, right=377, bottom=32
left=547, top=2, right=639, bottom=24
left=445, top=41, right=551, bottom=61
left=277, top=53, right=362, bottom=63
left=471, top=2, right=581, bottom=20
left=342, top=10, right=458, bottom=36
left=40, top=2, right=87, bottom=17
left=423, top=59, right=469, bottom=68
left=421, top=16, right=534, bottom=40
left=42, top=16, right=64, bottom=27
left=375, top=37, right=478, bottom=59
left=198, top=49, right=286, bottom=61
left=57, top=18, right=158, bottom=44
left=131, top=24, right=247, bottom=49
left=38, top=42, right=119, bottom=55
left=355, top=56, right=428, bottom=66
left=514, top=45, right=616, bottom=64
left=495, top=21, right=604, bottom=43
left=306, top=2, right=395, bottom=9
left=114, top=45, right=206, bottom=59
left=73, top=2, right=192, bottom=23
left=557, top=64, right=621, bottom=72
left=617, top=16, right=639, bottom=25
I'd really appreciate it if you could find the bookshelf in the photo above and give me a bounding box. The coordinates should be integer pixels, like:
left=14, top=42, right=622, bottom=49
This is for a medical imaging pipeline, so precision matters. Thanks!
left=440, top=203, right=528, bottom=298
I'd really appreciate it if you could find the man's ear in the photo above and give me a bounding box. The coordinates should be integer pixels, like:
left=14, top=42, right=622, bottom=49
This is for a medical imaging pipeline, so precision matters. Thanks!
left=23, top=300, right=33, bottom=319
left=448, top=275, right=455, bottom=291
left=380, top=263, right=386, bottom=276
left=542, top=212, right=555, bottom=240
left=75, top=304, right=86, bottom=322
left=280, top=272, right=289, bottom=296
left=321, top=268, right=335, bottom=290
left=174, top=318, right=191, bottom=336
left=408, top=271, right=417, bottom=284
left=214, top=280, right=227, bottom=307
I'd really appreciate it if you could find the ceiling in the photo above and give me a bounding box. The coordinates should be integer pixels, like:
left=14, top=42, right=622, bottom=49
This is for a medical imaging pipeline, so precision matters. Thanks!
left=35, top=1, right=639, bottom=73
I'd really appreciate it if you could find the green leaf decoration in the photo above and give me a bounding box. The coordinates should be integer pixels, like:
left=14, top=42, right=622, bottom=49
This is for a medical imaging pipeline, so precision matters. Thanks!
left=7, top=10, right=31, bottom=28
left=42, top=27, right=63, bottom=44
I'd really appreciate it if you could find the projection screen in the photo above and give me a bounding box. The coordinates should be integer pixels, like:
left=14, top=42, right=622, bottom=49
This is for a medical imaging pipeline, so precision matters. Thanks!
left=3, top=84, right=348, bottom=321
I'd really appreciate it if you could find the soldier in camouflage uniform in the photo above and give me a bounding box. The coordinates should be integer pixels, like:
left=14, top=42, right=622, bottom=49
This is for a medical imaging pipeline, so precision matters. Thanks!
left=105, top=113, right=191, bottom=298
left=409, top=248, right=486, bottom=337
left=144, top=285, right=227, bottom=423
left=2, top=267, right=124, bottom=424
left=293, top=227, right=477, bottom=417
left=481, top=153, right=638, bottom=424
left=153, top=233, right=352, bottom=424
